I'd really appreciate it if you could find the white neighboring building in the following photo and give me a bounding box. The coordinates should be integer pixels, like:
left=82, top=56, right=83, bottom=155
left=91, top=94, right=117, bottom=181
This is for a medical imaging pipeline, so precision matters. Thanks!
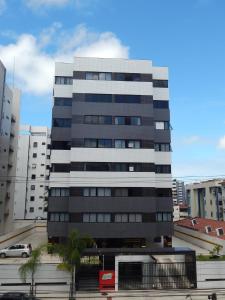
left=0, top=60, right=21, bottom=234
left=14, top=125, right=51, bottom=220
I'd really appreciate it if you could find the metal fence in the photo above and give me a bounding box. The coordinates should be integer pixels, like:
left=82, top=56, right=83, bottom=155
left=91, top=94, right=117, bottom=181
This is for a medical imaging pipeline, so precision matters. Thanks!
left=119, top=262, right=196, bottom=290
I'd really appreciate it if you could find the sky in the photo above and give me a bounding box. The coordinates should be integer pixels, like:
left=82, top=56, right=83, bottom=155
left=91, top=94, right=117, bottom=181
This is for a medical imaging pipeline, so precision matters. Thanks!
left=0, top=0, right=225, bottom=182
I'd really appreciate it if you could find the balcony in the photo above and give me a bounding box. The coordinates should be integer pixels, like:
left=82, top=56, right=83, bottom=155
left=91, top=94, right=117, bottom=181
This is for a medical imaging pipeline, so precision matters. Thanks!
left=11, top=114, right=16, bottom=123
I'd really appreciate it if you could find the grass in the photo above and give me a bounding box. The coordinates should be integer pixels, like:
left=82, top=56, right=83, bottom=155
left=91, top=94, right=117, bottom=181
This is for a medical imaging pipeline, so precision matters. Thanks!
left=197, top=254, right=225, bottom=261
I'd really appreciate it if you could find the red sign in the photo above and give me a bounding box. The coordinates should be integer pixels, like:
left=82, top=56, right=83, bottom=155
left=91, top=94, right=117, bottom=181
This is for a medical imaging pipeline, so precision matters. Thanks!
left=99, top=270, right=115, bottom=291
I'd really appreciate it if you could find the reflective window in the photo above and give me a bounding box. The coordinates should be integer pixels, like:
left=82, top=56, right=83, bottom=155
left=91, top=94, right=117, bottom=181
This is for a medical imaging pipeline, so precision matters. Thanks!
left=53, top=118, right=71, bottom=128
left=55, top=76, right=72, bottom=85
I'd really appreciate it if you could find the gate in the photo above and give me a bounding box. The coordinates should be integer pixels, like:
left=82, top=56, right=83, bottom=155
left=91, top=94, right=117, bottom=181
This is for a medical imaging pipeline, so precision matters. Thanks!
left=119, top=261, right=196, bottom=290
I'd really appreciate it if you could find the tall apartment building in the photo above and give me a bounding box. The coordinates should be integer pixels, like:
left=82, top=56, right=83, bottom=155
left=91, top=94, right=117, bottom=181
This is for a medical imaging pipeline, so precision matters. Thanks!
left=172, top=179, right=186, bottom=204
left=0, top=60, right=20, bottom=234
left=14, top=125, right=50, bottom=220
left=186, top=179, right=225, bottom=221
left=48, top=57, right=173, bottom=248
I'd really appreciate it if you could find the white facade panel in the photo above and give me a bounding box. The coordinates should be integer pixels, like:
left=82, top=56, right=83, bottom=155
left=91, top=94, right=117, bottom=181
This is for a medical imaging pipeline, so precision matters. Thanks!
left=55, top=62, right=73, bottom=76
left=49, top=173, right=70, bottom=188
left=153, top=88, right=169, bottom=100
left=154, top=152, right=171, bottom=164
left=70, top=148, right=155, bottom=163
left=152, top=67, right=168, bottom=79
left=74, top=57, right=152, bottom=74
left=51, top=150, right=70, bottom=164
left=73, top=80, right=153, bottom=96
left=54, top=84, right=73, bottom=98
left=69, top=171, right=157, bottom=187
left=155, top=174, right=172, bottom=188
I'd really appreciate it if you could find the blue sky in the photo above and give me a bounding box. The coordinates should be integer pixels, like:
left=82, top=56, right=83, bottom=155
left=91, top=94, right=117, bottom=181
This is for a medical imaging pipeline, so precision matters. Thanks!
left=0, top=0, right=225, bottom=181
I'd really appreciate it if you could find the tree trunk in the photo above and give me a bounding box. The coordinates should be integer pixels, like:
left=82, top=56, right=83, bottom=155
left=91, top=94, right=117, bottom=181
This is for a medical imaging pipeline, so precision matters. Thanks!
left=70, top=265, right=76, bottom=300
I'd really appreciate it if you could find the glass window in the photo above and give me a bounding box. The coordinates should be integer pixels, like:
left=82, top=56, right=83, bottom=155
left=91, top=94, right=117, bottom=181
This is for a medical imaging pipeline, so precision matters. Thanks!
left=155, top=122, right=165, bottom=130
left=115, top=116, right=125, bottom=125
left=129, top=214, right=136, bottom=222
left=86, top=94, right=112, bottom=103
left=131, top=117, right=141, bottom=125
left=114, top=188, right=128, bottom=197
left=157, top=213, right=162, bottom=222
left=98, top=188, right=105, bottom=197
left=136, top=214, right=142, bottom=222
left=105, top=73, right=112, bottom=80
left=121, top=214, right=128, bottom=222
left=90, top=188, right=97, bottom=196
left=83, top=188, right=89, bottom=197
left=86, top=73, right=93, bottom=80
left=90, top=214, right=96, bottom=223
left=84, top=139, right=97, bottom=148
left=115, top=140, right=126, bottom=148
left=98, top=139, right=112, bottom=148
left=97, top=214, right=104, bottom=222
left=31, top=185, right=35, bottom=190
left=33, top=142, right=38, bottom=147
left=128, top=140, right=140, bottom=149
left=83, top=214, right=89, bottom=222
left=105, top=188, right=111, bottom=196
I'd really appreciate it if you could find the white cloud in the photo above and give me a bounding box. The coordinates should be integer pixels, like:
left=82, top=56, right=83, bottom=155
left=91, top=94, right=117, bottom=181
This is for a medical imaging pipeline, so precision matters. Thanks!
left=0, top=0, right=6, bottom=14
left=218, top=135, right=225, bottom=149
left=0, top=24, right=129, bottom=95
left=25, top=0, right=69, bottom=9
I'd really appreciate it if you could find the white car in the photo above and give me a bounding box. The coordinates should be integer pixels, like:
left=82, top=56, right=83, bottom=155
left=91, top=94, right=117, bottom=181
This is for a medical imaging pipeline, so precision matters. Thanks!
left=0, top=244, right=31, bottom=258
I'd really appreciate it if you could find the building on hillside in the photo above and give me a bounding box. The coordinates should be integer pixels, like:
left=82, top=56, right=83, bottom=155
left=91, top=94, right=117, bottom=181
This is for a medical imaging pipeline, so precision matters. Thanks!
left=48, top=57, right=173, bottom=248
left=0, top=60, right=21, bottom=234
left=172, top=179, right=185, bottom=204
left=14, top=125, right=51, bottom=220
left=186, top=179, right=225, bottom=221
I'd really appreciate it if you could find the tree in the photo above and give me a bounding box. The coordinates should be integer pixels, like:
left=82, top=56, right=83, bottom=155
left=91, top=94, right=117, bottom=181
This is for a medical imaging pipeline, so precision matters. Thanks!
left=19, top=246, right=43, bottom=298
left=52, top=230, right=93, bottom=300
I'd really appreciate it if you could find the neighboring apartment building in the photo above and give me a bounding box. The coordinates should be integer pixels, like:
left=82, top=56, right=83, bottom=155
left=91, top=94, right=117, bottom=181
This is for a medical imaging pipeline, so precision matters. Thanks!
left=14, top=125, right=50, bottom=220
left=48, top=57, right=173, bottom=248
left=172, top=179, right=185, bottom=204
left=186, top=179, right=225, bottom=221
left=173, top=204, right=189, bottom=221
left=0, top=60, right=20, bottom=234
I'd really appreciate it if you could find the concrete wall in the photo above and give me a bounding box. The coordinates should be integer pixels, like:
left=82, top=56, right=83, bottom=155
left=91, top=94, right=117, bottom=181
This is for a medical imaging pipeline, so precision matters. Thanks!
left=197, top=261, right=225, bottom=288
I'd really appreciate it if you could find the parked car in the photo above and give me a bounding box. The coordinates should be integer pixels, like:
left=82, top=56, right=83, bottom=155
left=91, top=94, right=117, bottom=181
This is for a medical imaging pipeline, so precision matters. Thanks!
left=0, top=244, right=31, bottom=258
left=0, top=292, right=40, bottom=299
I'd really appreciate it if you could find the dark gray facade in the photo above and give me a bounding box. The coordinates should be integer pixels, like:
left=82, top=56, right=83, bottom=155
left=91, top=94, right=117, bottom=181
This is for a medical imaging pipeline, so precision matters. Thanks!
left=48, top=58, right=173, bottom=247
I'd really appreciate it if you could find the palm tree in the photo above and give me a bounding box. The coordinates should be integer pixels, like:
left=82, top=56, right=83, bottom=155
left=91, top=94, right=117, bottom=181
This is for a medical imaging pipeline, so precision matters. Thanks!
left=52, top=229, right=93, bottom=300
left=19, top=245, right=43, bottom=298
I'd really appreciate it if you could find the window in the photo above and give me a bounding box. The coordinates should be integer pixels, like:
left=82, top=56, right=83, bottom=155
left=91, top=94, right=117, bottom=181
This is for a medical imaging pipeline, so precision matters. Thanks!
left=98, top=139, right=112, bottom=148
left=42, top=142, right=46, bottom=145
left=31, top=174, right=36, bottom=179
left=115, top=214, right=128, bottom=223
left=216, top=228, right=224, bottom=236
left=115, top=73, right=141, bottom=81
left=32, top=164, right=36, bottom=169
left=156, top=212, right=172, bottom=222
left=30, top=196, right=35, bottom=201
left=115, top=140, right=126, bottom=148
left=114, top=188, right=128, bottom=197
left=97, top=188, right=111, bottom=197
left=128, top=140, right=140, bottom=148
left=84, top=115, right=112, bottom=125
left=153, top=101, right=169, bottom=109
left=154, top=143, right=171, bottom=152
left=85, top=72, right=112, bottom=81
left=114, top=116, right=141, bottom=126
left=29, top=207, right=34, bottom=213
left=115, top=95, right=141, bottom=103
left=155, top=121, right=170, bottom=130
left=41, top=153, right=45, bottom=156
left=153, top=80, right=168, bottom=88
left=84, top=139, right=97, bottom=148
left=83, top=213, right=111, bottom=223
left=129, top=214, right=142, bottom=222
left=53, top=118, right=71, bottom=128
left=50, top=188, right=70, bottom=196
left=55, top=76, right=72, bottom=85
left=54, top=98, right=72, bottom=106
left=31, top=185, right=35, bottom=190
left=85, top=94, right=112, bottom=103
left=155, top=165, right=171, bottom=174
left=50, top=213, right=69, bottom=222
left=33, top=142, right=38, bottom=147
left=33, top=153, right=37, bottom=158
